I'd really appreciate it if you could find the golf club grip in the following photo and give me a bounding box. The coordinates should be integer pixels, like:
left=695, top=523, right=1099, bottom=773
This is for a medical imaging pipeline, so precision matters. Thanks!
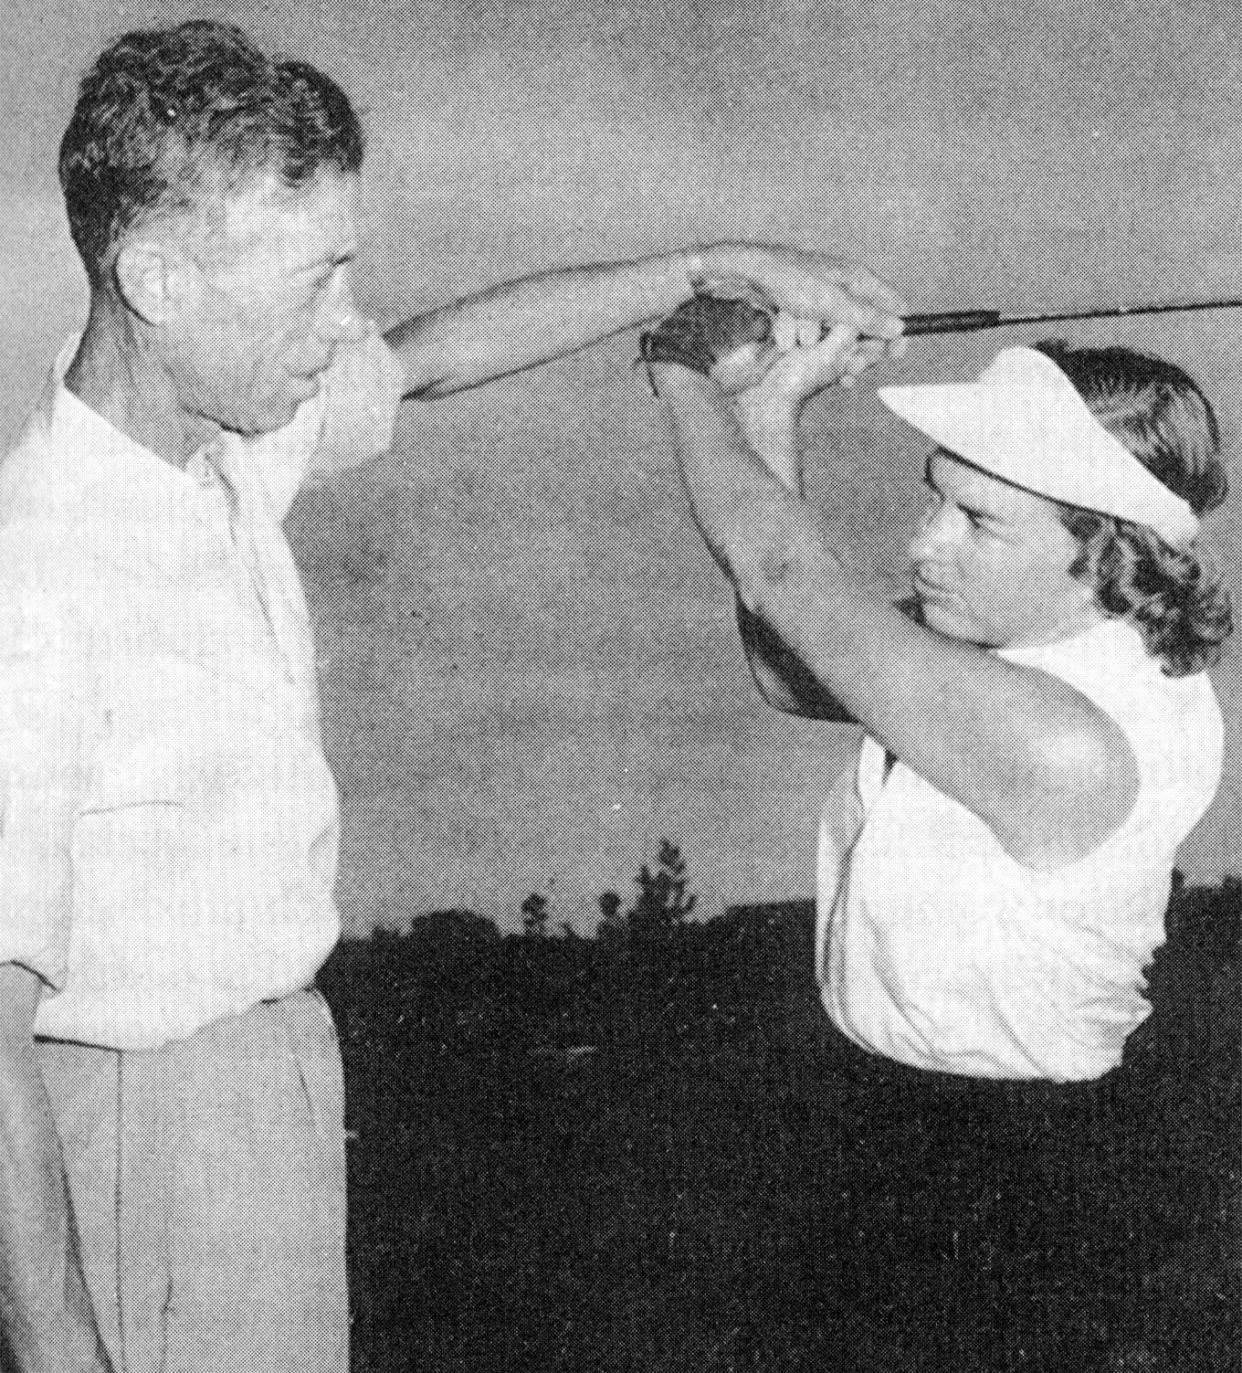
left=901, top=311, right=1006, bottom=335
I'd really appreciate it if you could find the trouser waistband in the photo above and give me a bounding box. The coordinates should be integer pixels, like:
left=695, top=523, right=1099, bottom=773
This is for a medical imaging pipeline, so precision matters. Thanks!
left=816, top=1011, right=1121, bottom=1107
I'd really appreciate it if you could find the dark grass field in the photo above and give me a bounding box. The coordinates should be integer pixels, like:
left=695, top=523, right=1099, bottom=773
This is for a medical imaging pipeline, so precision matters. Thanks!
left=320, top=883, right=1241, bottom=1373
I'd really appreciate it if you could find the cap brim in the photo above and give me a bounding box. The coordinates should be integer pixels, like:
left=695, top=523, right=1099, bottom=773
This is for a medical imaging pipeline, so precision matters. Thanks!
left=876, top=349, right=1200, bottom=546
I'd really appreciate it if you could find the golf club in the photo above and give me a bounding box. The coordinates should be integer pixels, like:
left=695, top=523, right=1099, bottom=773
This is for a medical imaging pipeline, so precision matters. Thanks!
left=902, top=299, right=1242, bottom=335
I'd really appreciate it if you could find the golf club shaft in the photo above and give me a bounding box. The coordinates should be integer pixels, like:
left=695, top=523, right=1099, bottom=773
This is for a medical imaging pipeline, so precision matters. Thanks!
left=902, top=299, right=1242, bottom=335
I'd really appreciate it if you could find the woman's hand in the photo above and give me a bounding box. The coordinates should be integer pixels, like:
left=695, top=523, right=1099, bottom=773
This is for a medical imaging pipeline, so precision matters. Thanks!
left=729, top=323, right=886, bottom=486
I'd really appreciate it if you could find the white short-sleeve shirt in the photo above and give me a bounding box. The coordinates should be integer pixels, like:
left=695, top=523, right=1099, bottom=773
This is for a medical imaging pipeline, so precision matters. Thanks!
left=0, top=328, right=406, bottom=1049
left=817, top=617, right=1223, bottom=1082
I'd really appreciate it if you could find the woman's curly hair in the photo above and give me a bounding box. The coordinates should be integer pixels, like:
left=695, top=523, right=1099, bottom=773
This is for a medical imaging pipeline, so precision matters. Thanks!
left=1033, top=341, right=1232, bottom=676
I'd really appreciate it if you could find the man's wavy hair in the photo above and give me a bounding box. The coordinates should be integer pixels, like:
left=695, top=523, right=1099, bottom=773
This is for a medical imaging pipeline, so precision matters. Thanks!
left=59, top=21, right=364, bottom=288
left=1032, top=340, right=1231, bottom=676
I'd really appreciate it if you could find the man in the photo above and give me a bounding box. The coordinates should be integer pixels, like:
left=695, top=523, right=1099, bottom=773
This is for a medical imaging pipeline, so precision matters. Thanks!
left=0, top=19, right=907, bottom=1373
left=641, top=306, right=1229, bottom=1365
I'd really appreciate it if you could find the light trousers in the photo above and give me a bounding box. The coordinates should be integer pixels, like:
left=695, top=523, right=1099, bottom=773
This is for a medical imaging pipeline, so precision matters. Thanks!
left=38, top=990, right=349, bottom=1373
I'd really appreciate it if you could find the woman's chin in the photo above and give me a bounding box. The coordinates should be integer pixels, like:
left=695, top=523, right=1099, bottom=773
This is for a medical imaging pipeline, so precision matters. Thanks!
left=916, top=597, right=975, bottom=642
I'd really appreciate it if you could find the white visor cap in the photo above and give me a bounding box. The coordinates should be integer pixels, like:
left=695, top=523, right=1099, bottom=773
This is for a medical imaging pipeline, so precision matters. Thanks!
left=877, top=346, right=1200, bottom=548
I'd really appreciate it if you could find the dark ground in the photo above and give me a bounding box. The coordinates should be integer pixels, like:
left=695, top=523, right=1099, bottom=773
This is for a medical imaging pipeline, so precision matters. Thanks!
left=319, top=881, right=1241, bottom=1373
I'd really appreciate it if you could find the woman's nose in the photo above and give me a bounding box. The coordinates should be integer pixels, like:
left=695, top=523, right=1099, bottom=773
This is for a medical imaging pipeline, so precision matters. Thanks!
left=909, top=501, right=965, bottom=562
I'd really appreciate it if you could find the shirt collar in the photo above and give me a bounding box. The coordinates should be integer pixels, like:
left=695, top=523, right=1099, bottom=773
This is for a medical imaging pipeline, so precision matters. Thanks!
left=37, top=340, right=233, bottom=576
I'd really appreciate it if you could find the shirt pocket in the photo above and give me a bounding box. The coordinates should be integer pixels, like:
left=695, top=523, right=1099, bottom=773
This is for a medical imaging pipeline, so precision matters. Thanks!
left=83, top=653, right=280, bottom=814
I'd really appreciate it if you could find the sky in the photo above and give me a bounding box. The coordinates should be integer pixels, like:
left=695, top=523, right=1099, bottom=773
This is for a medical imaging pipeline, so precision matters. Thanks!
left=4, top=0, right=1242, bottom=931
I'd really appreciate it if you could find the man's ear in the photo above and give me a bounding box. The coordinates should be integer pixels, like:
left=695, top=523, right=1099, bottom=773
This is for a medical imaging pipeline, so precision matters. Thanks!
left=113, top=240, right=195, bottom=325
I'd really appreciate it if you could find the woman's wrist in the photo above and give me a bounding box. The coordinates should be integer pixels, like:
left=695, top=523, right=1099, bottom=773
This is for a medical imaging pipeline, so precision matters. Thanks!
left=734, top=393, right=801, bottom=491
left=736, top=391, right=800, bottom=442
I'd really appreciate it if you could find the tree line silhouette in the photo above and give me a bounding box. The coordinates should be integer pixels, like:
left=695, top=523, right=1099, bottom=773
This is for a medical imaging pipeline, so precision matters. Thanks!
left=318, top=848, right=1241, bottom=1373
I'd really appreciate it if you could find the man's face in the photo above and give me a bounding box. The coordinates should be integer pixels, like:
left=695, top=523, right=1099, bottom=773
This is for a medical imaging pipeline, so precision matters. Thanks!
left=167, top=170, right=366, bottom=437
left=909, top=450, right=1101, bottom=649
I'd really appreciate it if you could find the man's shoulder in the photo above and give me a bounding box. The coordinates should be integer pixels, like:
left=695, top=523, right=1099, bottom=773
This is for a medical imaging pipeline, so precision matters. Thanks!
left=0, top=371, right=101, bottom=511
left=0, top=424, right=102, bottom=577
left=0, top=409, right=122, bottom=651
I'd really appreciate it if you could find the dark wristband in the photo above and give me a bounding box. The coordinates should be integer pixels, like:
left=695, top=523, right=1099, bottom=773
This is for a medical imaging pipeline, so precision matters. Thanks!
left=637, top=331, right=715, bottom=397
left=638, top=329, right=714, bottom=377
